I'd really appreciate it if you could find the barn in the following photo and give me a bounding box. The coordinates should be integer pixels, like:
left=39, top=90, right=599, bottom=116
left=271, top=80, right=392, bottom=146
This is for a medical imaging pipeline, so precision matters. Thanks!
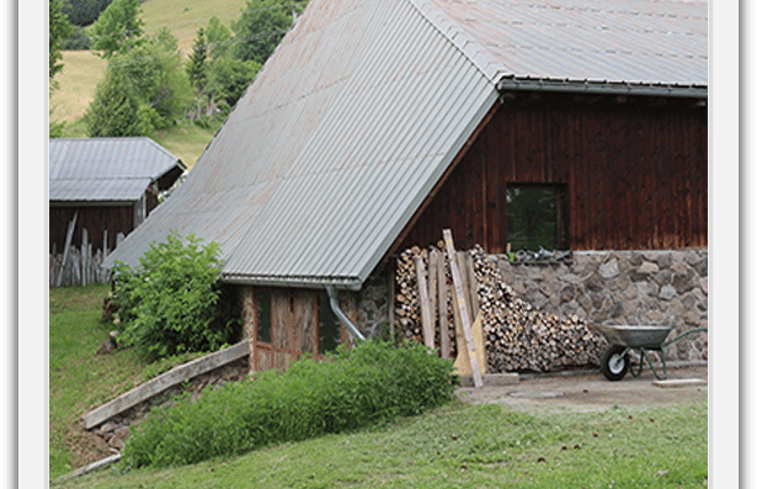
left=50, top=137, right=186, bottom=286
left=104, top=0, right=708, bottom=372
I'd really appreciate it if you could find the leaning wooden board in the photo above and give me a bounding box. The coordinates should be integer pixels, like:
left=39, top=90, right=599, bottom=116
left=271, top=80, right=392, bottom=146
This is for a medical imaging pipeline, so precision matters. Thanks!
left=443, top=229, right=483, bottom=388
left=453, top=311, right=487, bottom=377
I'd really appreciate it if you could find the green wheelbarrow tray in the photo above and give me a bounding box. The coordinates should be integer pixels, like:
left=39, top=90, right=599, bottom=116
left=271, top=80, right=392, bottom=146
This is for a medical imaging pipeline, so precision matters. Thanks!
left=591, top=324, right=708, bottom=381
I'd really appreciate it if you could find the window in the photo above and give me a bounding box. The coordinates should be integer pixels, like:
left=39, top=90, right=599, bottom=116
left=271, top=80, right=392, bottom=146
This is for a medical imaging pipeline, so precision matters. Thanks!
left=506, top=184, right=567, bottom=251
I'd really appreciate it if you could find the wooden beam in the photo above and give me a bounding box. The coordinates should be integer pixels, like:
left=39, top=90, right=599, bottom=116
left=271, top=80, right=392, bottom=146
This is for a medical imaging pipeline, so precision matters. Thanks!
left=443, top=229, right=482, bottom=388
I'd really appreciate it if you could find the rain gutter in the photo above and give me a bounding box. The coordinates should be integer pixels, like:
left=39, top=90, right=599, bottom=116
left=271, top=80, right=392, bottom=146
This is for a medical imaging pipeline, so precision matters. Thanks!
left=496, top=78, right=707, bottom=99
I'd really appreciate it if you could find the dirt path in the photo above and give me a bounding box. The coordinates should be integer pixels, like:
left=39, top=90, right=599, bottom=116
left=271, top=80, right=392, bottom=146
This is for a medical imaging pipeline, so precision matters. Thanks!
left=455, top=365, right=708, bottom=414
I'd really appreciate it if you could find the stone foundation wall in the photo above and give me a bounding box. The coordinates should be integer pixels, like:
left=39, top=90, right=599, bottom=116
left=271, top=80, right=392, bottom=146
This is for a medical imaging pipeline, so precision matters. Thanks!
left=496, top=249, right=708, bottom=363
left=330, top=249, right=708, bottom=366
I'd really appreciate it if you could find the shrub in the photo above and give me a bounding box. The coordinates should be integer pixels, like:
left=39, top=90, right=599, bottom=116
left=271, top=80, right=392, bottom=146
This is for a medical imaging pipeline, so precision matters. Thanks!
left=111, top=230, right=240, bottom=361
left=122, top=340, right=455, bottom=468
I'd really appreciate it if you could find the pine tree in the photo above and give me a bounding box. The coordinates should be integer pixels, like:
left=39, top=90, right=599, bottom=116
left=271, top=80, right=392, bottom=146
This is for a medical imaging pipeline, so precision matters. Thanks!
left=85, top=66, right=151, bottom=137
left=186, top=28, right=210, bottom=118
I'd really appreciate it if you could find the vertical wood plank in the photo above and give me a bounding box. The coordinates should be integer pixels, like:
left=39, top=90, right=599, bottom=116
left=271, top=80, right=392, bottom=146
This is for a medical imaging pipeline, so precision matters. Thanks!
left=57, top=211, right=78, bottom=288
left=428, top=250, right=438, bottom=335
left=437, top=253, right=450, bottom=359
left=415, top=256, right=434, bottom=349
left=443, top=229, right=482, bottom=388
left=465, top=252, right=479, bottom=318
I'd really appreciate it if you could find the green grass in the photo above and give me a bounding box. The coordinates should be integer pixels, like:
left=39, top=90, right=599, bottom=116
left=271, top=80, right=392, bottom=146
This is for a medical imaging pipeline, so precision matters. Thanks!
left=49, top=284, right=211, bottom=479
left=55, top=401, right=707, bottom=488
left=50, top=284, right=707, bottom=488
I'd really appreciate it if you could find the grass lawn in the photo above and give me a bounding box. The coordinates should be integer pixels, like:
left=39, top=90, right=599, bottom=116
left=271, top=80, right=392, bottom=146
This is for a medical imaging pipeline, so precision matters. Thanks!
left=50, top=288, right=707, bottom=488
left=56, top=400, right=707, bottom=488
left=49, top=284, right=208, bottom=480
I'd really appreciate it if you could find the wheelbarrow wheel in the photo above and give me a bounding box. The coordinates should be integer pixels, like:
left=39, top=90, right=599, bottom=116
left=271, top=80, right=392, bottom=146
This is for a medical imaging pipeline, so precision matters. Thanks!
left=600, top=345, right=630, bottom=381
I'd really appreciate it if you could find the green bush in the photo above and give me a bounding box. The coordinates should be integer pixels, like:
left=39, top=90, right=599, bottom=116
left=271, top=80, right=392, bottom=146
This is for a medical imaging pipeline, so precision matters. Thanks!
left=112, top=230, right=240, bottom=361
left=122, top=340, right=455, bottom=468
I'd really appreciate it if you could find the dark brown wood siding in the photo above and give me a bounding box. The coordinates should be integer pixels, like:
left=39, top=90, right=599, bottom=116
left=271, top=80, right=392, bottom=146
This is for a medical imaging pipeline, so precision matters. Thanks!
left=49, top=189, right=161, bottom=254
left=396, top=93, right=707, bottom=253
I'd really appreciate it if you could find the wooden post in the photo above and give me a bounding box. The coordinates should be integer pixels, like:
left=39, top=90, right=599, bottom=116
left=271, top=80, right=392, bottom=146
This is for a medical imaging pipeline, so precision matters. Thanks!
left=455, top=252, right=473, bottom=324
left=443, top=229, right=482, bottom=388
left=415, top=256, right=434, bottom=349
left=57, top=211, right=78, bottom=288
left=428, top=250, right=438, bottom=329
left=465, top=252, right=479, bottom=317
left=437, top=252, right=450, bottom=359
left=81, top=228, right=89, bottom=286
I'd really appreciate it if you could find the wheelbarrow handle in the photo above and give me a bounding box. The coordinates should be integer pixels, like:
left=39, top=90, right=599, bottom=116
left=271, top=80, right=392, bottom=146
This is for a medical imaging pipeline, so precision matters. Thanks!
left=662, top=327, right=708, bottom=349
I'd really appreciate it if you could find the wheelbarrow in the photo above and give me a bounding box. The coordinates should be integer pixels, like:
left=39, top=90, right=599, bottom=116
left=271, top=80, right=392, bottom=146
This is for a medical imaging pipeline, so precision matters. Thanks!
left=592, top=324, right=708, bottom=381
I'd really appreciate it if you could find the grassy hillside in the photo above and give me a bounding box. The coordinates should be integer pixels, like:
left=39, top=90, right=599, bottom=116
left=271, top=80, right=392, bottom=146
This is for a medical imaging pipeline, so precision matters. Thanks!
left=49, top=0, right=247, bottom=167
left=140, top=0, right=248, bottom=55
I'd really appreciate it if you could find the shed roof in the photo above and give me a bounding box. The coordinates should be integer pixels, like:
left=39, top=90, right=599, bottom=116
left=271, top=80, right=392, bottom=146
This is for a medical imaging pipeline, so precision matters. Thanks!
left=104, top=0, right=707, bottom=289
left=49, top=138, right=185, bottom=203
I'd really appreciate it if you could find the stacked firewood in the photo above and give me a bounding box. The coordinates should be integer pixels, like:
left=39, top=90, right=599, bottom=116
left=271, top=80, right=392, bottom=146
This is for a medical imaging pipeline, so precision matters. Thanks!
left=395, top=243, right=458, bottom=358
left=395, top=242, right=608, bottom=373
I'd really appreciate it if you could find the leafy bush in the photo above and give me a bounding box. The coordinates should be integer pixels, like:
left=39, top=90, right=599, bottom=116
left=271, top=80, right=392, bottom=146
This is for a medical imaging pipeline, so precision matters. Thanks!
left=112, top=231, right=241, bottom=361
left=122, top=340, right=455, bottom=468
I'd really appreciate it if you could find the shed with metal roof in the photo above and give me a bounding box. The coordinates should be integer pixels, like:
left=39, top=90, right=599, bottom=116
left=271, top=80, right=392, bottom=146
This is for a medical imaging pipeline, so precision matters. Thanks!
left=103, top=0, right=707, bottom=371
left=50, top=137, right=186, bottom=257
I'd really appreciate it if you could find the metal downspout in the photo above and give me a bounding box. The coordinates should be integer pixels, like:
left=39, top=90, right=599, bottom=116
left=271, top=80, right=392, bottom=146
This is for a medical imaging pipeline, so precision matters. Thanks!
left=326, top=286, right=366, bottom=341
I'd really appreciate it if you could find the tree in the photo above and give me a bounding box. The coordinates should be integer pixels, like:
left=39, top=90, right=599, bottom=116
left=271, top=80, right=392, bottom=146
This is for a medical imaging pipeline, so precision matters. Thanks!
left=90, top=0, right=144, bottom=58
left=49, top=0, right=72, bottom=89
left=208, top=57, right=261, bottom=108
left=111, top=27, right=192, bottom=128
left=61, top=0, right=113, bottom=27
left=205, top=16, right=232, bottom=61
left=84, top=65, right=153, bottom=137
left=231, top=0, right=293, bottom=65
left=186, top=28, right=209, bottom=117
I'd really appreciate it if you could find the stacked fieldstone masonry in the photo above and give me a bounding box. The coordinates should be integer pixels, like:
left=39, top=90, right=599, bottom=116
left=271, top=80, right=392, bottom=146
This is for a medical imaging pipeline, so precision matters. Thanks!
left=496, top=249, right=708, bottom=363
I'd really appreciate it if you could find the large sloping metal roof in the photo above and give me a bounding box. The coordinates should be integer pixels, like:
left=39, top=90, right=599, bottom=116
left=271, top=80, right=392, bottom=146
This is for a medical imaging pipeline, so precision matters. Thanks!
left=104, top=0, right=707, bottom=289
left=49, top=138, right=185, bottom=202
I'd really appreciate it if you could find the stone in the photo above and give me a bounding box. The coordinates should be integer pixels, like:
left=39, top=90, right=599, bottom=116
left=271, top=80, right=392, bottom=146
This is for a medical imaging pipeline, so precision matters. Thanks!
left=108, top=435, right=125, bottom=450
left=637, top=261, right=660, bottom=275
left=599, top=258, right=620, bottom=279
left=659, top=285, right=676, bottom=301
left=653, top=269, right=674, bottom=286
left=100, top=421, right=118, bottom=433
left=114, top=426, right=130, bottom=440
left=692, top=258, right=708, bottom=277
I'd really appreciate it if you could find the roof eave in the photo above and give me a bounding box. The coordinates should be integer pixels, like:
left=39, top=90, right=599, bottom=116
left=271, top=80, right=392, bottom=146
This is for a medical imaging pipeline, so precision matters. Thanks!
left=496, top=77, right=708, bottom=99
left=221, top=273, right=363, bottom=291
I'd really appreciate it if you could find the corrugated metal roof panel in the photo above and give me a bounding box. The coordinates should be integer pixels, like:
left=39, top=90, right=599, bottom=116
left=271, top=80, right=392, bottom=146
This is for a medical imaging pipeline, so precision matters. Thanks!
left=104, top=0, right=707, bottom=288
left=429, top=0, right=707, bottom=87
left=49, top=138, right=184, bottom=202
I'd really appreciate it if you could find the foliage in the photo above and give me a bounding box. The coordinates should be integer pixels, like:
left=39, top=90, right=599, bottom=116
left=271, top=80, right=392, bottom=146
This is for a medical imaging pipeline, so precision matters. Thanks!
left=110, top=27, right=193, bottom=128
left=61, top=0, right=113, bottom=27
left=49, top=0, right=73, bottom=89
left=206, top=16, right=232, bottom=62
left=230, top=0, right=294, bottom=65
left=122, top=339, right=455, bottom=469
left=111, top=231, right=240, bottom=361
left=187, top=28, right=209, bottom=94
left=84, top=64, right=153, bottom=137
left=49, top=113, right=67, bottom=138
left=208, top=56, right=260, bottom=108
left=90, top=0, right=145, bottom=58
left=60, top=25, right=92, bottom=50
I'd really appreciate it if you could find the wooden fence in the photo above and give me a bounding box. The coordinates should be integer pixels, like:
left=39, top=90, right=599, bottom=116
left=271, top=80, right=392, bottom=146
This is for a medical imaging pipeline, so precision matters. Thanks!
left=50, top=211, right=116, bottom=288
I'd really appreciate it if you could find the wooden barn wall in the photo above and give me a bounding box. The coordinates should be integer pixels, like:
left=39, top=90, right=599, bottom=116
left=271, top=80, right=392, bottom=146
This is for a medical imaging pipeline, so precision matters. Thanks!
left=49, top=189, right=161, bottom=254
left=397, top=94, right=707, bottom=254
left=50, top=205, right=134, bottom=254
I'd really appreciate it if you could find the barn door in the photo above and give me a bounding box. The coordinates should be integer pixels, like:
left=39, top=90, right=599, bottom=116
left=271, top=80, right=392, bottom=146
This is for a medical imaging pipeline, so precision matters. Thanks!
left=253, top=288, right=318, bottom=372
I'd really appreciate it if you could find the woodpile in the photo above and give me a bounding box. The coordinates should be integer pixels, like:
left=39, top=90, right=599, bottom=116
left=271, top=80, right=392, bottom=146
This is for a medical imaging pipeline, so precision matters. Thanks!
left=395, top=238, right=608, bottom=373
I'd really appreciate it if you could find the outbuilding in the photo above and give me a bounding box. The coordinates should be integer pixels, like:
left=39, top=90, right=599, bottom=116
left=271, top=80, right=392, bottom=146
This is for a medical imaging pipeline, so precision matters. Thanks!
left=50, top=137, right=186, bottom=286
